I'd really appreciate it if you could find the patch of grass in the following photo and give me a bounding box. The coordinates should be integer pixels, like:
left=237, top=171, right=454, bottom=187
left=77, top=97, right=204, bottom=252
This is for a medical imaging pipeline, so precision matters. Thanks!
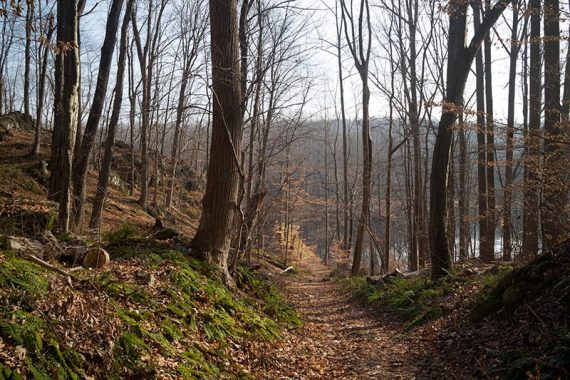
left=1, top=238, right=301, bottom=378
left=105, top=223, right=139, bottom=243
left=0, top=253, right=49, bottom=297
left=346, top=272, right=450, bottom=328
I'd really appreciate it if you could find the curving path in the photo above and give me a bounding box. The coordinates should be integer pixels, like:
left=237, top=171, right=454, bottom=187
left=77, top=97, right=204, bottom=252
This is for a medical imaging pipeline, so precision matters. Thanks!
left=253, top=253, right=420, bottom=380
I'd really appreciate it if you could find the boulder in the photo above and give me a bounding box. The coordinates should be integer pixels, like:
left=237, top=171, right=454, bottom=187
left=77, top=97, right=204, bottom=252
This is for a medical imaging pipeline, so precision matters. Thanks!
left=25, top=161, right=50, bottom=187
left=61, top=246, right=89, bottom=266
left=83, top=247, right=110, bottom=269
left=2, top=236, right=44, bottom=257
left=35, top=230, right=64, bottom=259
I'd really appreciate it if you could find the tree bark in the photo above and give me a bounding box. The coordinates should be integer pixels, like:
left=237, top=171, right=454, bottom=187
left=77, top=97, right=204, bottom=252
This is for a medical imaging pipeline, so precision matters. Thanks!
left=429, top=0, right=509, bottom=279
left=89, top=0, right=134, bottom=229
left=49, top=0, right=80, bottom=233
left=522, top=0, right=541, bottom=259
left=542, top=0, right=566, bottom=248
left=71, top=0, right=125, bottom=228
left=191, top=0, right=244, bottom=285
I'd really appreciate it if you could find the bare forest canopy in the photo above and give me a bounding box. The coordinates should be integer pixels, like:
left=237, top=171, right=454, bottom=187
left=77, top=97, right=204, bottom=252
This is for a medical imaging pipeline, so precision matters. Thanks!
left=1, top=0, right=570, bottom=378
left=0, top=0, right=569, bottom=283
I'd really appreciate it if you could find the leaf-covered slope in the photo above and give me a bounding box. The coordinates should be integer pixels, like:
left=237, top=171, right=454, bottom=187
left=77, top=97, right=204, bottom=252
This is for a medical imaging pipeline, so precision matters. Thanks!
left=0, top=238, right=300, bottom=379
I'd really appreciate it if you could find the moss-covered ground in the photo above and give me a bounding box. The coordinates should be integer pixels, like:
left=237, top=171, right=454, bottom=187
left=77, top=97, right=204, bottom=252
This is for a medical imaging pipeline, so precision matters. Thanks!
left=0, top=228, right=300, bottom=379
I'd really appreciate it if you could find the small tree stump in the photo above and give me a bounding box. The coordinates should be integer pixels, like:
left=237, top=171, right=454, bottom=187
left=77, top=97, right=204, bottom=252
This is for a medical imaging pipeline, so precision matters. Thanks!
left=83, top=247, right=110, bottom=269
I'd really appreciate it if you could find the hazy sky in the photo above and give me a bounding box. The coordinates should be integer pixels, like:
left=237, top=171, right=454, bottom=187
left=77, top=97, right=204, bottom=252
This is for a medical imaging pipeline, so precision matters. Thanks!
left=80, top=0, right=570, bottom=127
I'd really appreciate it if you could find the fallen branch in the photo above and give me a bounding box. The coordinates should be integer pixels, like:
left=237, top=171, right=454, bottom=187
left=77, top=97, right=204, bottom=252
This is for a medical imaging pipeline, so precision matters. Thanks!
left=280, top=266, right=294, bottom=274
left=25, top=254, right=77, bottom=282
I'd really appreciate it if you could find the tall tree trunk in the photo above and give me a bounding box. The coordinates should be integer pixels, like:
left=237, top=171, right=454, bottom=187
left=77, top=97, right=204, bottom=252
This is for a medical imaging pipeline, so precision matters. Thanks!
left=458, top=114, right=469, bottom=260
left=335, top=1, right=350, bottom=253
left=429, top=0, right=509, bottom=279
left=191, top=0, right=243, bottom=285
left=483, top=1, right=497, bottom=262
left=89, top=0, right=133, bottom=229
left=32, top=23, right=55, bottom=156
left=542, top=0, right=566, bottom=248
left=474, top=4, right=490, bottom=263
left=49, top=0, right=80, bottom=233
left=522, top=0, right=541, bottom=259
left=71, top=0, right=125, bottom=228
left=23, top=0, right=33, bottom=116
left=503, top=1, right=521, bottom=261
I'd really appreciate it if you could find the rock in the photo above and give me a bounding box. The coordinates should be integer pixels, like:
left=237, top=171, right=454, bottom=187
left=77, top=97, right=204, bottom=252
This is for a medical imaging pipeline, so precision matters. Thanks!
left=185, top=179, right=203, bottom=192
left=1, top=236, right=44, bottom=257
left=83, top=248, right=110, bottom=269
left=0, top=112, right=34, bottom=132
left=366, top=276, right=384, bottom=286
left=109, top=173, right=128, bottom=192
left=25, top=161, right=50, bottom=187
left=35, top=230, right=64, bottom=259
left=134, top=271, right=155, bottom=286
left=61, top=246, right=89, bottom=266
left=0, top=126, right=11, bottom=142
left=67, top=238, right=87, bottom=247
left=114, top=140, right=130, bottom=149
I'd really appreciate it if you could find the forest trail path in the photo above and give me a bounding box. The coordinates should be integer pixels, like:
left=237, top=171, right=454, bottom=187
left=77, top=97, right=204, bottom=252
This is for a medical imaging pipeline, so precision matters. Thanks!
left=258, top=252, right=419, bottom=379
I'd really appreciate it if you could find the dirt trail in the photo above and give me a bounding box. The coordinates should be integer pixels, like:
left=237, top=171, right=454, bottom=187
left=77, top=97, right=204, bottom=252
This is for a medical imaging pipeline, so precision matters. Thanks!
left=255, top=253, right=420, bottom=380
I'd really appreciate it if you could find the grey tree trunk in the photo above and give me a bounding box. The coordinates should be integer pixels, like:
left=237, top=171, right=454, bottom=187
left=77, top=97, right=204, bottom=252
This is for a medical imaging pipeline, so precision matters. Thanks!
left=49, top=0, right=80, bottom=233
left=89, top=0, right=134, bottom=229
left=71, top=0, right=125, bottom=228
left=542, top=0, right=566, bottom=248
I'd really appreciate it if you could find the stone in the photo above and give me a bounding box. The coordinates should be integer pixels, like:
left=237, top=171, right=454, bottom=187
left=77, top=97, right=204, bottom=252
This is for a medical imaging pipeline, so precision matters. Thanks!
left=61, top=246, right=89, bottom=266
left=26, top=161, right=50, bottom=187
left=134, top=271, right=155, bottom=286
left=36, top=230, right=64, bottom=259
left=83, top=247, right=110, bottom=269
left=2, top=236, right=44, bottom=257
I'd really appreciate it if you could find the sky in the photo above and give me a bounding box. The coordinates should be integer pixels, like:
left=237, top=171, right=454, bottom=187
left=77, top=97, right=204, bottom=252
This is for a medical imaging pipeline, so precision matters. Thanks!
left=79, top=0, right=570, bottom=127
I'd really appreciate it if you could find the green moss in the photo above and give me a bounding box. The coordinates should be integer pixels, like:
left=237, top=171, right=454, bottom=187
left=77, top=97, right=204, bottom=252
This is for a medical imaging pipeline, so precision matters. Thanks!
left=0, top=255, right=49, bottom=297
left=347, top=272, right=451, bottom=328
left=0, top=364, right=23, bottom=380
left=160, top=318, right=183, bottom=342
left=1, top=241, right=301, bottom=378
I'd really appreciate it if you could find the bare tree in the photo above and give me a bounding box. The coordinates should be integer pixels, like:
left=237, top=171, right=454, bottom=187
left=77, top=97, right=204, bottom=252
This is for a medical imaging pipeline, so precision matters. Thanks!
left=71, top=0, right=126, bottom=228
left=339, top=0, right=372, bottom=275
left=429, top=0, right=510, bottom=279
left=89, top=0, right=134, bottom=229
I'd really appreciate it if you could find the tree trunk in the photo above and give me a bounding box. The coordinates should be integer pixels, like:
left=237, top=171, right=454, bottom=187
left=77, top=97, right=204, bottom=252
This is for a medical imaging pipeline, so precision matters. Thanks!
left=191, top=0, right=243, bottom=285
left=23, top=0, right=33, bottom=117
left=483, top=2, right=497, bottom=262
left=32, top=24, right=55, bottom=156
left=522, top=0, right=541, bottom=259
left=503, top=2, right=520, bottom=261
left=458, top=114, right=469, bottom=260
left=71, top=0, right=125, bottom=228
left=429, top=0, right=509, bottom=279
left=542, top=0, right=566, bottom=248
left=89, top=0, right=133, bottom=229
left=49, top=0, right=80, bottom=233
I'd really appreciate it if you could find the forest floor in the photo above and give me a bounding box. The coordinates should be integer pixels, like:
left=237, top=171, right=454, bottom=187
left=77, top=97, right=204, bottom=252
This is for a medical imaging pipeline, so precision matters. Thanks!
left=253, top=253, right=422, bottom=380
